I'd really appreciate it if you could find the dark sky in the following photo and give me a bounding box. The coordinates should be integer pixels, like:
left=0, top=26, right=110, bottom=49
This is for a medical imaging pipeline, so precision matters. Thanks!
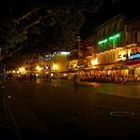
left=0, top=0, right=139, bottom=20
left=0, top=0, right=139, bottom=38
left=80, top=0, right=140, bottom=39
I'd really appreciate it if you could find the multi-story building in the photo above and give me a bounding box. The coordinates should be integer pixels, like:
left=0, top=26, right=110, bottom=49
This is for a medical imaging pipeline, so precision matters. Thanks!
left=95, top=15, right=125, bottom=65
left=82, top=35, right=96, bottom=69
left=95, top=15, right=140, bottom=80
left=67, top=36, right=85, bottom=71
left=68, top=14, right=140, bottom=82
left=124, top=16, right=140, bottom=78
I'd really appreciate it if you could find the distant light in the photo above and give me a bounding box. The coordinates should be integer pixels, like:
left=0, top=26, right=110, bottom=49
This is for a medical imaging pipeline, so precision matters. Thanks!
left=52, top=64, right=58, bottom=70
left=91, top=58, right=98, bottom=66
left=45, top=66, right=49, bottom=70
left=60, top=51, right=70, bottom=55
left=98, top=32, right=121, bottom=45
left=129, top=53, right=140, bottom=59
left=8, top=96, right=11, bottom=99
left=98, top=39, right=108, bottom=45
left=12, top=70, right=16, bottom=73
left=36, top=66, right=42, bottom=71
left=109, top=33, right=120, bottom=40
left=19, top=67, right=25, bottom=73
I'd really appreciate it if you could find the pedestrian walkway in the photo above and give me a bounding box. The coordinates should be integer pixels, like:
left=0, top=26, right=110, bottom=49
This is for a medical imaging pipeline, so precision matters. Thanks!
left=6, top=97, right=54, bottom=139
left=0, top=92, right=16, bottom=139
left=1, top=81, right=140, bottom=139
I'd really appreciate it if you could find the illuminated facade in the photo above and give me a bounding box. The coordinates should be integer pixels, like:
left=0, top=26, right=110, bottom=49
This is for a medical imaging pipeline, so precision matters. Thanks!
left=95, top=15, right=125, bottom=65
left=92, top=15, right=140, bottom=78
left=82, top=35, right=97, bottom=68
left=52, top=52, right=70, bottom=72
left=67, top=15, right=140, bottom=82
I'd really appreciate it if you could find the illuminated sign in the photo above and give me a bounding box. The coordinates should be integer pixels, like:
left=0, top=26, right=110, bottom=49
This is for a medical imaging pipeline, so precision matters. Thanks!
left=60, top=51, right=70, bottom=55
left=98, top=32, right=121, bottom=45
left=98, top=39, right=108, bottom=45
left=129, top=53, right=140, bottom=59
left=118, top=54, right=127, bottom=61
left=109, top=33, right=120, bottom=40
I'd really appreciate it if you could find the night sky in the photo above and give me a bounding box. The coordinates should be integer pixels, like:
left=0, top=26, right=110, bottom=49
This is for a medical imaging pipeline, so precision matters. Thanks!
left=0, top=0, right=139, bottom=39
left=80, top=0, right=140, bottom=39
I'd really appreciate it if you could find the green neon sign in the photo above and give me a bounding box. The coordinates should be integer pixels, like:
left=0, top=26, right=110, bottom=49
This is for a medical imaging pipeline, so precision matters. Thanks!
left=109, top=33, right=120, bottom=40
left=98, top=39, right=108, bottom=45
left=98, top=32, right=121, bottom=45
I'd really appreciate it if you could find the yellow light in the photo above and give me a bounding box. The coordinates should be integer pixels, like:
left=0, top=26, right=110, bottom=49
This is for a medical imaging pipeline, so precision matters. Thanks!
left=12, top=70, right=16, bottom=73
left=19, top=67, right=25, bottom=73
left=73, top=63, right=77, bottom=68
left=52, top=64, right=58, bottom=70
left=36, top=66, right=42, bottom=71
left=91, top=58, right=98, bottom=66
left=19, top=67, right=26, bottom=74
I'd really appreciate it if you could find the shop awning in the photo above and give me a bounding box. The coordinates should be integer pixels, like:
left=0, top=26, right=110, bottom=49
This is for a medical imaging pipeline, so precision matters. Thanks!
left=125, top=59, right=140, bottom=69
left=111, top=64, right=129, bottom=70
left=111, top=61, right=127, bottom=70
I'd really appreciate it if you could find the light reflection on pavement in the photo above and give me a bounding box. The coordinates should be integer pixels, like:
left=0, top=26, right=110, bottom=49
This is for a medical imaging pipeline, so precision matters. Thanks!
left=60, top=80, right=140, bottom=99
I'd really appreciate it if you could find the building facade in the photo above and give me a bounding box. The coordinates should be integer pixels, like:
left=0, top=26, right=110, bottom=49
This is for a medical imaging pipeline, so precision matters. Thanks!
left=68, top=15, right=140, bottom=82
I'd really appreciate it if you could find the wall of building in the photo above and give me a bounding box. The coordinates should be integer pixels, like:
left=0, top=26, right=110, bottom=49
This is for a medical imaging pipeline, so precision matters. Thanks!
left=95, top=15, right=125, bottom=53
left=53, top=52, right=69, bottom=72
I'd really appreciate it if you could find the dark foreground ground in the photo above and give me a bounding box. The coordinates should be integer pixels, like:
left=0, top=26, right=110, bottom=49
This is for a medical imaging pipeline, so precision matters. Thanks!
left=0, top=80, right=140, bottom=139
left=0, top=93, right=17, bottom=139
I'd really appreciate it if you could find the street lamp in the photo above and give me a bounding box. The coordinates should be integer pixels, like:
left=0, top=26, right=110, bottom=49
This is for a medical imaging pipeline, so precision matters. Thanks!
left=36, top=65, right=42, bottom=72
left=77, top=36, right=81, bottom=81
left=77, top=36, right=81, bottom=62
left=19, top=67, right=25, bottom=73
left=0, top=48, right=1, bottom=58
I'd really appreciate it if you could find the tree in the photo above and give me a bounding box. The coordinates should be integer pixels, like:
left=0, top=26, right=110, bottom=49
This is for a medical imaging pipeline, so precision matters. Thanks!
left=0, top=0, right=103, bottom=64
left=21, top=0, right=103, bottom=53
left=0, top=20, right=27, bottom=62
left=0, top=7, right=41, bottom=62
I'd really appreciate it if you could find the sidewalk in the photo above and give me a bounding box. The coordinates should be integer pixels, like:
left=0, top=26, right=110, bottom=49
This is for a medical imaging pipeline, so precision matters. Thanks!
left=1, top=81, right=140, bottom=139
left=6, top=97, right=54, bottom=140
left=0, top=91, right=16, bottom=139
left=1, top=85, right=54, bottom=140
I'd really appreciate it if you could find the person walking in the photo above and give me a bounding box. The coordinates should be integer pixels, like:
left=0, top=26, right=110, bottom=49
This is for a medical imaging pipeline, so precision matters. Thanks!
left=51, top=73, right=61, bottom=88
left=56, top=73, right=61, bottom=87
left=51, top=73, right=56, bottom=87
left=73, top=73, right=78, bottom=92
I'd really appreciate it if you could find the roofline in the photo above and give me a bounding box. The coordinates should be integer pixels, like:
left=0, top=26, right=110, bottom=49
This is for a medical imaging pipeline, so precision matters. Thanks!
left=127, top=16, right=140, bottom=24
left=93, top=14, right=125, bottom=32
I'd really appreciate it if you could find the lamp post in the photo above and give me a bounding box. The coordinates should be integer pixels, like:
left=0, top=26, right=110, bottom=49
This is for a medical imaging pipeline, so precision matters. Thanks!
left=77, top=36, right=81, bottom=81
left=0, top=48, right=1, bottom=58
left=3, top=64, right=6, bottom=83
left=77, top=36, right=81, bottom=60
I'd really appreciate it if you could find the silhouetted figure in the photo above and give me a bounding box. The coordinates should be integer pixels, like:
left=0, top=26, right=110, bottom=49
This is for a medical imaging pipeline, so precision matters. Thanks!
left=73, top=74, right=78, bottom=92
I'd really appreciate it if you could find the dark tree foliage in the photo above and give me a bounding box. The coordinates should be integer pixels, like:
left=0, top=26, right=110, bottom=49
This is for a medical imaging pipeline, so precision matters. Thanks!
left=0, top=0, right=103, bottom=63
left=21, top=0, right=103, bottom=53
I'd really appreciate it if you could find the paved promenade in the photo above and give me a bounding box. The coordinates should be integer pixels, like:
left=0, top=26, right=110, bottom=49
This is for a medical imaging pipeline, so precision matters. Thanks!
left=1, top=80, right=140, bottom=139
